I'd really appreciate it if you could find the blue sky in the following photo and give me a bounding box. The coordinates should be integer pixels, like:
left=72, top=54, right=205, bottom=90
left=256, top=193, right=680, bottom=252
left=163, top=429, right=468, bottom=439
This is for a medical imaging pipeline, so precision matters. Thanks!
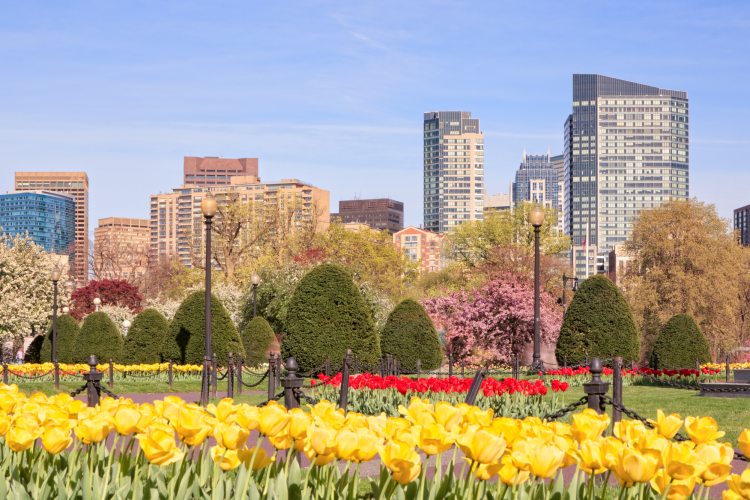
left=1, top=1, right=749, bottom=229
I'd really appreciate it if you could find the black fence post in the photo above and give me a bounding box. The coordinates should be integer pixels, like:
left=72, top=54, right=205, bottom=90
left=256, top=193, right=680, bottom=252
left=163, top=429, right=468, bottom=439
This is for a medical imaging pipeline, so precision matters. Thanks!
left=354, top=355, right=359, bottom=375
left=416, top=359, right=421, bottom=379
left=168, top=359, right=173, bottom=389
left=2, top=362, right=7, bottom=385
left=236, top=354, right=243, bottom=395
left=448, top=353, right=453, bottom=378
left=464, top=367, right=486, bottom=406
left=275, top=355, right=282, bottom=389
left=281, top=357, right=302, bottom=410
left=325, top=358, right=330, bottom=378
left=583, top=358, right=610, bottom=415
left=379, top=357, right=384, bottom=377
left=339, top=349, right=352, bottom=414
left=585, top=354, right=589, bottom=366
left=727, top=355, right=730, bottom=382
left=83, top=355, right=102, bottom=408
left=227, top=353, right=234, bottom=399
left=512, top=356, right=518, bottom=380
left=212, top=353, right=218, bottom=399
left=267, top=352, right=276, bottom=401
left=109, top=359, right=114, bottom=390
left=612, top=356, right=623, bottom=425
left=54, top=361, right=59, bottom=390
left=654, top=353, right=659, bottom=370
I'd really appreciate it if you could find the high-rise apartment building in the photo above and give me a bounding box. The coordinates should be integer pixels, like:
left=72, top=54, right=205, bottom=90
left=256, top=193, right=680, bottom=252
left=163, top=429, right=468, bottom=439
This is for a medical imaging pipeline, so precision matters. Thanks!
left=0, top=190, right=76, bottom=255
left=393, top=226, right=448, bottom=274
left=93, top=217, right=150, bottom=281
left=564, top=75, right=689, bottom=278
left=735, top=205, right=750, bottom=247
left=183, top=156, right=259, bottom=186
left=14, top=172, right=89, bottom=281
left=150, top=175, right=329, bottom=266
left=330, top=198, right=404, bottom=235
left=511, top=152, right=564, bottom=232
left=423, top=111, right=485, bottom=233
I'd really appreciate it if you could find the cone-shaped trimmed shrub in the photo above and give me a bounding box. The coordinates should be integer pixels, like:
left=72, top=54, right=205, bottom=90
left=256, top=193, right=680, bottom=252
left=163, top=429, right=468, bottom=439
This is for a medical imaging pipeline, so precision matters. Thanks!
left=122, top=309, right=169, bottom=364
left=241, top=317, right=276, bottom=367
left=73, top=312, right=124, bottom=363
left=555, top=274, right=640, bottom=365
left=41, top=314, right=80, bottom=363
left=25, top=335, right=44, bottom=363
left=160, top=291, right=245, bottom=366
left=282, top=263, right=380, bottom=371
left=380, top=299, right=443, bottom=372
left=651, top=314, right=712, bottom=368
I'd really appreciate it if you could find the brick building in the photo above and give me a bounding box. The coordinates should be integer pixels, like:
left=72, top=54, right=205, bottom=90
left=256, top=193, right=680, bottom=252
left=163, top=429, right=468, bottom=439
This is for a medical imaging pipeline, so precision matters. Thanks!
left=183, top=156, right=259, bottom=186
left=330, top=198, right=404, bottom=235
left=393, top=226, right=448, bottom=274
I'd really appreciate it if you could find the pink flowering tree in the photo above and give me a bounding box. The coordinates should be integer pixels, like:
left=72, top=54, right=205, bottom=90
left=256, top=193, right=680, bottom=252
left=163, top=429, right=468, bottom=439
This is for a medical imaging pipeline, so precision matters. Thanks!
left=422, top=274, right=562, bottom=364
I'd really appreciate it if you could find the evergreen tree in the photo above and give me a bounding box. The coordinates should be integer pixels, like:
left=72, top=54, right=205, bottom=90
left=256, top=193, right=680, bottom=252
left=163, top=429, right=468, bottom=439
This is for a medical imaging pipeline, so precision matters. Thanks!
left=122, top=308, right=169, bottom=364
left=72, top=312, right=124, bottom=363
left=241, top=317, right=277, bottom=367
left=40, top=314, right=80, bottom=363
left=380, top=299, right=443, bottom=372
left=651, top=314, right=712, bottom=368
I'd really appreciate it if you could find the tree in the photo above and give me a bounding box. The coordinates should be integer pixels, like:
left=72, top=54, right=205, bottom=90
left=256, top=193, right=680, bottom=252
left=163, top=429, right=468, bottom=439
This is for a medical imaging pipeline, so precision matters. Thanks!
left=88, top=234, right=151, bottom=288
left=422, top=274, right=562, bottom=364
left=160, top=291, right=245, bottom=365
left=122, top=308, right=170, bottom=364
left=555, top=274, right=640, bottom=365
left=24, top=335, right=44, bottom=363
left=622, top=198, right=744, bottom=354
left=651, top=314, right=712, bottom=368
left=240, top=317, right=277, bottom=367
left=281, top=263, right=381, bottom=371
left=380, top=299, right=443, bottom=371
left=69, top=279, right=143, bottom=321
left=73, top=311, right=124, bottom=363
left=40, top=314, right=80, bottom=363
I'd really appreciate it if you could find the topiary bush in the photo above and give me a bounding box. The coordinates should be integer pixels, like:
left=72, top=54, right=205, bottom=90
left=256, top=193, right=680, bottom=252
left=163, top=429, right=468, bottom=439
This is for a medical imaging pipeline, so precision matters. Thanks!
left=24, top=335, right=44, bottom=363
left=651, top=314, right=712, bottom=368
left=380, top=299, right=443, bottom=372
left=555, top=274, right=640, bottom=366
left=122, top=308, right=169, bottom=365
left=160, top=291, right=245, bottom=366
left=41, top=314, right=80, bottom=363
left=282, top=263, right=380, bottom=371
left=73, top=312, right=124, bottom=364
left=241, top=317, right=276, bottom=367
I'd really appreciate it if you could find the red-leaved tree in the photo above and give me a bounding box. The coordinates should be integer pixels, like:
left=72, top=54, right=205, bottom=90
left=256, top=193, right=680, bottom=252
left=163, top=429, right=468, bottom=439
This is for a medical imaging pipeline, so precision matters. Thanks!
left=422, top=274, right=562, bottom=364
left=70, top=279, right=143, bottom=321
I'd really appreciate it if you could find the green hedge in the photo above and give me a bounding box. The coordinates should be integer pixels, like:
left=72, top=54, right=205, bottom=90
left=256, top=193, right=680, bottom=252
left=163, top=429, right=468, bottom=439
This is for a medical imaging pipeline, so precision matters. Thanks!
left=555, top=274, right=640, bottom=365
left=24, top=336, right=44, bottom=364
left=281, top=263, right=380, bottom=371
left=160, top=291, right=245, bottom=366
left=73, top=312, right=124, bottom=364
left=241, top=317, right=276, bottom=367
left=651, top=314, right=712, bottom=368
left=122, top=309, right=170, bottom=365
left=380, top=299, right=443, bottom=372
left=41, top=314, right=80, bottom=363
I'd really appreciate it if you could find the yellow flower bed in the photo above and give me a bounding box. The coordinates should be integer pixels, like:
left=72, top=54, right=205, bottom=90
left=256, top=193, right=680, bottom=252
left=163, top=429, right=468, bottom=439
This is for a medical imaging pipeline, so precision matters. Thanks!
left=703, top=362, right=750, bottom=371
left=0, top=383, right=748, bottom=499
left=7, top=362, right=203, bottom=374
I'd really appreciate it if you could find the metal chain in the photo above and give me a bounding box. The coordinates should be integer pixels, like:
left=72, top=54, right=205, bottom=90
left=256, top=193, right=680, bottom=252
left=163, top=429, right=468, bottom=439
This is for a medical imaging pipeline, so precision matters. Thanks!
left=94, top=381, right=120, bottom=399
left=242, top=367, right=267, bottom=377
left=215, top=369, right=229, bottom=381
left=69, top=384, right=88, bottom=398
left=256, top=390, right=285, bottom=408
left=114, top=369, right=160, bottom=379
left=636, top=371, right=750, bottom=393
left=542, top=396, right=589, bottom=421
left=237, top=370, right=268, bottom=388
left=294, top=388, right=320, bottom=406
left=9, top=370, right=54, bottom=380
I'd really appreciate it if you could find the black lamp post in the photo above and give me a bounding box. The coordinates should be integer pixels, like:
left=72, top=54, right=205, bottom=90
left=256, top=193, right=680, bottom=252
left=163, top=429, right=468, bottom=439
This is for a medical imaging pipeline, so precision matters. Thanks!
left=561, top=274, right=579, bottom=316
left=251, top=271, right=261, bottom=318
left=50, top=269, right=61, bottom=389
left=529, top=204, right=545, bottom=370
left=200, top=196, right=218, bottom=407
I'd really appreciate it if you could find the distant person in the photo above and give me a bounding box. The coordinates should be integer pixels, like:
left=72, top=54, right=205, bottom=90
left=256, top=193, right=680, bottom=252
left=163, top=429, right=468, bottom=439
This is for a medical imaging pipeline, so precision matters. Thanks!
left=15, top=348, right=23, bottom=365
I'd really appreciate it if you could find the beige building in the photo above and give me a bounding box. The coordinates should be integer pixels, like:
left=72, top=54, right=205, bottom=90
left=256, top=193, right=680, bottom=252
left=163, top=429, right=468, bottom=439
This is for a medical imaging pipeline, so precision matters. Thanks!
left=14, top=172, right=89, bottom=282
left=393, top=226, right=449, bottom=274
left=94, top=217, right=150, bottom=281
left=150, top=176, right=330, bottom=266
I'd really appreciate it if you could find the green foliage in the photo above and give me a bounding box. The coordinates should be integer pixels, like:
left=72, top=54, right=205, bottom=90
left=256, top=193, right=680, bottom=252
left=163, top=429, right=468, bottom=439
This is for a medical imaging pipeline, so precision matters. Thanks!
left=122, top=309, right=170, bottom=364
left=24, top=335, right=44, bottom=363
left=241, top=317, right=277, bottom=367
left=555, top=274, right=640, bottom=365
left=160, top=291, right=245, bottom=365
left=651, top=314, right=712, bottom=368
left=73, top=312, right=124, bottom=363
left=282, top=263, right=380, bottom=370
left=40, top=315, right=80, bottom=363
left=379, top=299, right=443, bottom=372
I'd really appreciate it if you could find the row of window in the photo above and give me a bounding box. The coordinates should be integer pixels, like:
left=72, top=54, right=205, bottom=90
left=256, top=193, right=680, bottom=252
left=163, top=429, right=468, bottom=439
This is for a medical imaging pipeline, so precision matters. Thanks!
left=18, top=181, right=85, bottom=188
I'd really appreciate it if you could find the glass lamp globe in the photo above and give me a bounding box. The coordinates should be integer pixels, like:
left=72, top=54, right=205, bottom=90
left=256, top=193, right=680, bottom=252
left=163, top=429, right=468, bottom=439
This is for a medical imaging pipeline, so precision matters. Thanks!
left=529, top=205, right=545, bottom=227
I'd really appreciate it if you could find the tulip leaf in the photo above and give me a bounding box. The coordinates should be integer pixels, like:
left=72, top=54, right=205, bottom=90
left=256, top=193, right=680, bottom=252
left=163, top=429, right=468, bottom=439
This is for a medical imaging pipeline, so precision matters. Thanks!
left=155, top=469, right=168, bottom=498
left=11, top=480, right=32, bottom=500
left=273, top=469, right=288, bottom=500
left=288, top=459, right=302, bottom=500
left=248, top=481, right=260, bottom=500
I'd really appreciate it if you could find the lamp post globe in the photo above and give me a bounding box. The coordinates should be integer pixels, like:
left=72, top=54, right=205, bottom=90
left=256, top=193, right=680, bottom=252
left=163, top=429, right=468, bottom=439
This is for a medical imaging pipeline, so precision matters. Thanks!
left=530, top=204, right=544, bottom=370
left=123, top=319, right=131, bottom=335
left=93, top=297, right=101, bottom=312
left=201, top=197, right=218, bottom=217
left=62, top=306, right=69, bottom=314
left=529, top=205, right=545, bottom=227
left=251, top=271, right=261, bottom=318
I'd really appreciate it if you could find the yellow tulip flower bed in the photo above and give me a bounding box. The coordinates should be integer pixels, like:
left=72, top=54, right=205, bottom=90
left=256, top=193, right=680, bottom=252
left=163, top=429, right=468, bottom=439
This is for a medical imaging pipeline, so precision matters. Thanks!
left=6, top=362, right=204, bottom=383
left=0, top=382, right=749, bottom=500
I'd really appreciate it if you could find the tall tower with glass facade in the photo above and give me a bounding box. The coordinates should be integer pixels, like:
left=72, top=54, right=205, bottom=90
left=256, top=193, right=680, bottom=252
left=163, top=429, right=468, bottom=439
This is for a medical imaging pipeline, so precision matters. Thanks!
left=564, top=75, right=689, bottom=278
left=423, top=111, right=485, bottom=234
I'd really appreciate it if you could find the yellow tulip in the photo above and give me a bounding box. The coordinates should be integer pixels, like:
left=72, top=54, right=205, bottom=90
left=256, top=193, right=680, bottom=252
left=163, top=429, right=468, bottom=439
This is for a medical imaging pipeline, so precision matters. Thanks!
left=578, top=439, right=607, bottom=475
left=601, top=436, right=625, bottom=470
left=258, top=402, right=291, bottom=437
left=685, top=416, right=725, bottom=445
left=238, top=446, right=275, bottom=470
left=137, top=426, right=185, bottom=466
left=725, top=491, right=744, bottom=500
left=664, top=442, right=703, bottom=480
left=214, top=422, right=250, bottom=450
left=651, top=469, right=696, bottom=500
left=647, top=409, right=684, bottom=439
left=6, top=426, right=39, bottom=452
left=571, top=409, right=610, bottom=443
left=310, top=425, right=336, bottom=457
left=492, top=417, right=524, bottom=446
left=236, top=405, right=260, bottom=431
left=268, top=427, right=292, bottom=451
left=728, top=469, right=750, bottom=500
left=211, top=446, right=241, bottom=471
left=496, top=454, right=530, bottom=486
left=74, top=415, right=112, bottom=444
left=174, top=407, right=211, bottom=447
left=415, top=422, right=454, bottom=456
left=0, top=383, right=19, bottom=395
left=215, top=398, right=238, bottom=423
left=376, top=440, right=421, bottom=485
left=695, top=442, right=734, bottom=486
left=614, top=420, right=647, bottom=443
left=553, top=435, right=579, bottom=469
left=0, top=412, right=11, bottom=436
left=366, top=413, right=388, bottom=438
left=472, top=461, right=503, bottom=481
left=526, top=441, right=565, bottom=479
left=398, top=397, right=434, bottom=425
left=739, top=430, right=750, bottom=460
left=42, top=426, right=73, bottom=454
left=458, top=404, right=494, bottom=427
left=634, top=432, right=669, bottom=457
left=63, top=400, right=88, bottom=420
left=333, top=427, right=359, bottom=461
left=307, top=400, right=337, bottom=420
left=353, top=429, right=380, bottom=463
left=612, top=448, right=661, bottom=487
left=456, top=426, right=506, bottom=465
left=289, top=408, right=312, bottom=451
left=109, top=406, right=141, bottom=436
left=154, top=395, right=185, bottom=423
left=432, top=402, right=461, bottom=432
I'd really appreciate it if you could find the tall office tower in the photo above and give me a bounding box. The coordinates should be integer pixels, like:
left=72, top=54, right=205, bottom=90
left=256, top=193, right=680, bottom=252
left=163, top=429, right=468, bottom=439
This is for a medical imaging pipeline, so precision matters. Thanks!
left=14, top=173, right=89, bottom=282
left=550, top=153, right=566, bottom=232
left=423, top=111, right=485, bottom=233
left=511, top=151, right=563, bottom=231
left=330, top=198, right=404, bottom=235
left=93, top=218, right=150, bottom=281
left=0, top=190, right=76, bottom=254
left=183, top=157, right=259, bottom=186
left=735, top=205, right=750, bottom=247
left=565, top=75, right=689, bottom=278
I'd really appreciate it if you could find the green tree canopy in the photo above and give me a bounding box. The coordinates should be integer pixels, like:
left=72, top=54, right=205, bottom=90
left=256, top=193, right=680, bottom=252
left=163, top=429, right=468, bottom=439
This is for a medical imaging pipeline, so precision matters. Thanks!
left=379, top=299, right=443, bottom=372
left=41, top=314, right=80, bottom=363
left=73, top=312, right=124, bottom=364
left=240, top=317, right=277, bottom=367
left=122, top=308, right=170, bottom=364
left=651, top=314, right=712, bottom=368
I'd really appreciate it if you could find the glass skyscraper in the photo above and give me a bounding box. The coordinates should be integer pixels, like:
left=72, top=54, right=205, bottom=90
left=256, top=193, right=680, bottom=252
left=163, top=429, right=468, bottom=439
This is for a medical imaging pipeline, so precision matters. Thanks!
left=564, top=75, right=689, bottom=277
left=512, top=151, right=562, bottom=211
left=0, top=190, right=76, bottom=255
left=423, top=111, right=485, bottom=233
